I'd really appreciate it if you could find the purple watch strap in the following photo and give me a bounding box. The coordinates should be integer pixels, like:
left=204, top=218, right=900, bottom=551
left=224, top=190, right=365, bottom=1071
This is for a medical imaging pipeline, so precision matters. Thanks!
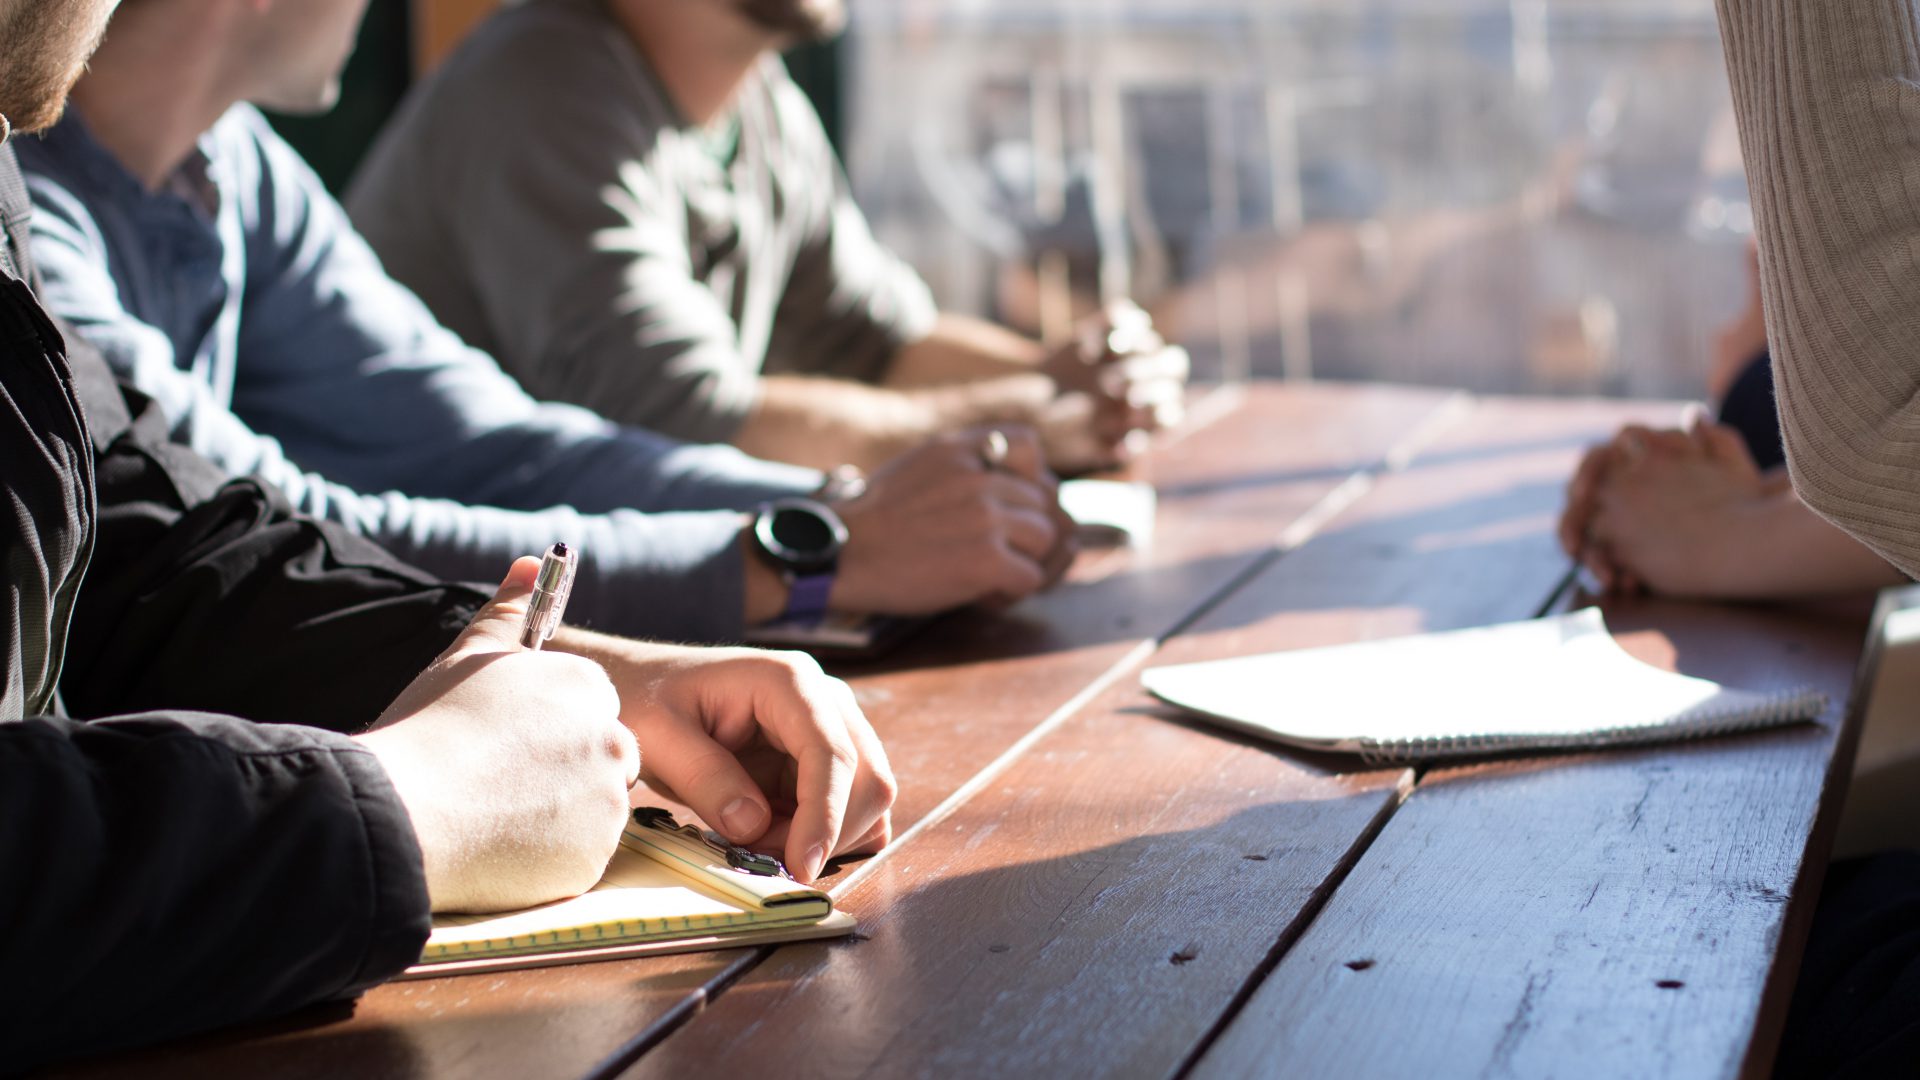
left=781, top=571, right=836, bottom=623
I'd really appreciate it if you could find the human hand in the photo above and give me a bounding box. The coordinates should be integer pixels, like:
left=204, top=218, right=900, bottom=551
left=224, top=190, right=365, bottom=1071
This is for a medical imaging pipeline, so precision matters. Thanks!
left=1582, top=418, right=1769, bottom=596
left=355, top=558, right=638, bottom=913
left=1559, top=421, right=1708, bottom=588
left=830, top=426, right=1076, bottom=614
left=1041, top=301, right=1189, bottom=472
left=1558, top=437, right=1619, bottom=565
left=570, top=640, right=897, bottom=883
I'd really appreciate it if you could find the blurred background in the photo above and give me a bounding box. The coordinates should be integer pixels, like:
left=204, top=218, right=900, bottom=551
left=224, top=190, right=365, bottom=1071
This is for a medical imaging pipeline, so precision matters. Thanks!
left=295, top=0, right=1750, bottom=401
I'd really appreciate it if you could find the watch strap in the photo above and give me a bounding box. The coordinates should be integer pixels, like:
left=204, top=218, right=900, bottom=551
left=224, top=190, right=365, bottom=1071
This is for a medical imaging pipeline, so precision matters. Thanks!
left=781, top=571, right=836, bottom=623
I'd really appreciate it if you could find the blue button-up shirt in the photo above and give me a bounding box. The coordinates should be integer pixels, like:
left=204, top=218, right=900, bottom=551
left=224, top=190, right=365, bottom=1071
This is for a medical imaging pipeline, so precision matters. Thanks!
left=19, top=105, right=820, bottom=641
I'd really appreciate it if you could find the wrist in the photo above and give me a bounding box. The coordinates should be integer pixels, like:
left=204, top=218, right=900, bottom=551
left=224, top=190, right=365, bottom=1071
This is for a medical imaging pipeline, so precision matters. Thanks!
left=747, top=498, right=847, bottom=623
left=353, top=728, right=455, bottom=910
left=741, top=518, right=793, bottom=625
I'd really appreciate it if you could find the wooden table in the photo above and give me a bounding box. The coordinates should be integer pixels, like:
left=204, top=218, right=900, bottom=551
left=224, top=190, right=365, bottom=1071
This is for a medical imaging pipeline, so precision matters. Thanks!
left=65, top=382, right=1871, bottom=1080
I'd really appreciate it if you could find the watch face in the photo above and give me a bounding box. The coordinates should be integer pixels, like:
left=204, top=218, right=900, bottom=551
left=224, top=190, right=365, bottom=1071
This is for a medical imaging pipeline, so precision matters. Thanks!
left=757, top=498, right=847, bottom=573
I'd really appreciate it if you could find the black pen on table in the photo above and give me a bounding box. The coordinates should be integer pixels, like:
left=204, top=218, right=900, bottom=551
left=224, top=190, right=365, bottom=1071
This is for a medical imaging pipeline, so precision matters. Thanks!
left=520, top=542, right=578, bottom=650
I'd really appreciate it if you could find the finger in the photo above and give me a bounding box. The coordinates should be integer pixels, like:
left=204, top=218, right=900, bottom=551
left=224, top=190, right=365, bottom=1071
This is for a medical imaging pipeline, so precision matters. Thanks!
left=1126, top=376, right=1188, bottom=413
left=984, top=471, right=1057, bottom=519
left=827, top=680, right=895, bottom=857
left=1092, top=407, right=1145, bottom=449
left=982, top=539, right=1050, bottom=602
left=1091, top=385, right=1182, bottom=441
left=1637, top=428, right=1695, bottom=458
left=451, top=555, right=545, bottom=656
left=633, top=718, right=775, bottom=845
left=1099, top=299, right=1160, bottom=357
left=721, top=657, right=863, bottom=882
left=994, top=499, right=1062, bottom=562
left=977, top=425, right=1050, bottom=485
left=1560, top=446, right=1612, bottom=555
left=1614, top=425, right=1658, bottom=463
left=747, top=816, right=796, bottom=862
left=787, top=734, right=857, bottom=883
left=847, top=813, right=892, bottom=856
left=1590, top=549, right=1617, bottom=593
left=1103, top=347, right=1191, bottom=393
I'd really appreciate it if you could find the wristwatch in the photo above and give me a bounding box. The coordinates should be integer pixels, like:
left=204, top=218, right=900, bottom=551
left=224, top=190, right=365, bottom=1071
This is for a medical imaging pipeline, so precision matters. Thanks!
left=751, top=496, right=848, bottom=622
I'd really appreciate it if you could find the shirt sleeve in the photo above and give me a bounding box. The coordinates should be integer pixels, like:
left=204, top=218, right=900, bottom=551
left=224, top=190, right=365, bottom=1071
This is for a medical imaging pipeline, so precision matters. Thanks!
left=761, top=74, right=939, bottom=385
left=55, top=332, right=486, bottom=729
left=0, top=324, right=430, bottom=1067
left=25, top=119, right=818, bottom=642
left=1715, top=0, right=1920, bottom=576
left=0, top=712, right=431, bottom=1070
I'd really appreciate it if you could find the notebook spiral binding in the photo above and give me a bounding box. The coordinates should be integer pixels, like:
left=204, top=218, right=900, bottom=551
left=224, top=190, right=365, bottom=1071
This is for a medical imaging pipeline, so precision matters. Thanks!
left=1354, top=685, right=1830, bottom=765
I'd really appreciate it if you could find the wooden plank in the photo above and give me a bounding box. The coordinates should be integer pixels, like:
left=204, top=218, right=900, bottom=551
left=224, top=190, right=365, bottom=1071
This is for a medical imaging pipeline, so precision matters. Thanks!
left=1189, top=596, right=1869, bottom=1080
left=623, top=395, right=1682, bottom=1079
left=59, top=383, right=1454, bottom=1080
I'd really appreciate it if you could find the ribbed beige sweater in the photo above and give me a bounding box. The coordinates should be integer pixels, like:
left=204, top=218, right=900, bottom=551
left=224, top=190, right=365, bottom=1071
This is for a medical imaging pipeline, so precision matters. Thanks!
left=1718, top=0, right=1920, bottom=577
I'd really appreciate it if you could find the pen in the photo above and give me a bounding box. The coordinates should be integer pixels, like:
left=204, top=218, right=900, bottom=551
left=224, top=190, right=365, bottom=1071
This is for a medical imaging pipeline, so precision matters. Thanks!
left=520, top=542, right=577, bottom=650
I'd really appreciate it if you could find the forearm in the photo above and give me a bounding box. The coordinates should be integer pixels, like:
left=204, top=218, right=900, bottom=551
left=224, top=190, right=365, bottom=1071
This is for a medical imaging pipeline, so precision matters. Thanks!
left=1711, top=488, right=1908, bottom=598
left=1716, top=0, right=1920, bottom=576
left=732, top=372, right=1051, bottom=472
left=883, top=313, right=1048, bottom=388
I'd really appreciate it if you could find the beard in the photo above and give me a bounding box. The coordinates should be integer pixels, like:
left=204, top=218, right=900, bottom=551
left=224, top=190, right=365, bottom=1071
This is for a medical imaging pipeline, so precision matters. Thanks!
left=733, top=0, right=846, bottom=45
left=0, top=1, right=114, bottom=136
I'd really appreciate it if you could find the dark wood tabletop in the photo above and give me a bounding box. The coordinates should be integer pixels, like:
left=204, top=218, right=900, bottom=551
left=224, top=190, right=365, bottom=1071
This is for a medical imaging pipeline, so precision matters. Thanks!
left=63, top=382, right=1872, bottom=1080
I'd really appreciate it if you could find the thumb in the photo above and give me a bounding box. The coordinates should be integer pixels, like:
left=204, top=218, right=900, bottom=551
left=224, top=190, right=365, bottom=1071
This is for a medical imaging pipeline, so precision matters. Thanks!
left=451, top=556, right=544, bottom=656
left=638, top=718, right=775, bottom=846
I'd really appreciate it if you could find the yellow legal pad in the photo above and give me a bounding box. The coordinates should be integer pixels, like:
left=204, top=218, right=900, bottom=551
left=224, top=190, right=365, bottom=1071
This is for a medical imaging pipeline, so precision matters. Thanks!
left=403, top=810, right=854, bottom=978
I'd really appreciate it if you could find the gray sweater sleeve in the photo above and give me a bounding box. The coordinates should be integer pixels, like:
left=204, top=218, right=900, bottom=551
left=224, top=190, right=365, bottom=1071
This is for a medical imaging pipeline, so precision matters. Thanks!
left=1716, top=0, right=1920, bottom=576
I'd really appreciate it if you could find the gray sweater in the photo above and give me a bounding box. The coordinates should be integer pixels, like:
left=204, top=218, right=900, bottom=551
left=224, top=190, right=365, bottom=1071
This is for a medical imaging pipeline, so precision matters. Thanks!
left=347, top=0, right=937, bottom=447
left=1718, top=0, right=1920, bottom=577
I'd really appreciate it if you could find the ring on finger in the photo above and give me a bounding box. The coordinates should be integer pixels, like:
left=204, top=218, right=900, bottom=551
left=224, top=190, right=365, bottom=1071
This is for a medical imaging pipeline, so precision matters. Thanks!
left=979, top=429, right=1010, bottom=472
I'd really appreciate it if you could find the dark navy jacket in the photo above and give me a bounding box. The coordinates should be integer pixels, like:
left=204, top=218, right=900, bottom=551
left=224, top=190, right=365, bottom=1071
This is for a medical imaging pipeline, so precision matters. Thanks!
left=0, top=142, right=476, bottom=1069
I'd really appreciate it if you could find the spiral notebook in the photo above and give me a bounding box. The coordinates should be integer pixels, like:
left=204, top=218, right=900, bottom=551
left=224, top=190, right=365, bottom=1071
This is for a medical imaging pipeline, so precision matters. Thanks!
left=1141, top=608, right=1827, bottom=763
left=402, top=808, right=854, bottom=979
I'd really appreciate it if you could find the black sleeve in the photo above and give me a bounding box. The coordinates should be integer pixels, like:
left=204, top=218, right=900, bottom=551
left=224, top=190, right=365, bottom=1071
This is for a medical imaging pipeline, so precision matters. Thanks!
left=0, top=712, right=431, bottom=1070
left=57, top=339, right=488, bottom=732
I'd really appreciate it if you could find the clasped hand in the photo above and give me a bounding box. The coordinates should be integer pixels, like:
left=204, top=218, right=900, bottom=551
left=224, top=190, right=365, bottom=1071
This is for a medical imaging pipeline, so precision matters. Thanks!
left=1558, top=413, right=1770, bottom=596
left=1041, top=301, right=1190, bottom=473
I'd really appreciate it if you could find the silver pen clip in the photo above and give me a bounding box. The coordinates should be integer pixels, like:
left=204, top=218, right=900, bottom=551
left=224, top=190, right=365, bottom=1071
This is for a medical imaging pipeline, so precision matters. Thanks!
left=520, top=542, right=578, bottom=650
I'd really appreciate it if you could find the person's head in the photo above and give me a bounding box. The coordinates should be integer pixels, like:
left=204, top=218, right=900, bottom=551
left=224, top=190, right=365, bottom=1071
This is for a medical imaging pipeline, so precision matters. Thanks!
left=83, top=0, right=369, bottom=116
left=0, top=0, right=120, bottom=136
left=732, top=0, right=844, bottom=46
left=226, top=0, right=370, bottom=114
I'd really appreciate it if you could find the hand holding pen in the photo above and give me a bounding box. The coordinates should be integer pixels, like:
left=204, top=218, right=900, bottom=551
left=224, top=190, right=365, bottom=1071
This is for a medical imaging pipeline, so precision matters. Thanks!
left=354, top=550, right=638, bottom=912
